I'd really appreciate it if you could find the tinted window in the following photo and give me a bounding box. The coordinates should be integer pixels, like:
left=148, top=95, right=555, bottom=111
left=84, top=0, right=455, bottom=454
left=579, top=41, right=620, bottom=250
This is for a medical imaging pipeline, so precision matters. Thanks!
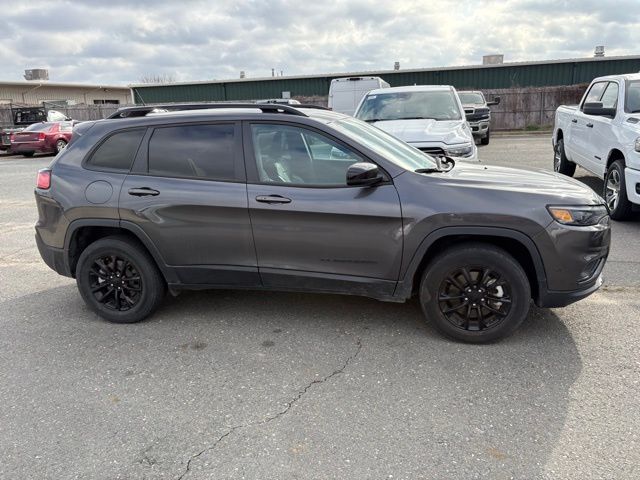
left=627, top=81, right=640, bottom=113
left=87, top=129, right=145, bottom=172
left=148, top=124, right=236, bottom=181
left=582, top=82, right=607, bottom=108
left=599, top=82, right=619, bottom=109
left=251, top=124, right=364, bottom=186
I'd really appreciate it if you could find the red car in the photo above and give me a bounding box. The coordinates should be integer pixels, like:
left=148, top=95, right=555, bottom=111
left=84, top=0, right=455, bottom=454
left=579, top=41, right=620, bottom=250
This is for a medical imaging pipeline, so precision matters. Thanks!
left=10, top=121, right=73, bottom=157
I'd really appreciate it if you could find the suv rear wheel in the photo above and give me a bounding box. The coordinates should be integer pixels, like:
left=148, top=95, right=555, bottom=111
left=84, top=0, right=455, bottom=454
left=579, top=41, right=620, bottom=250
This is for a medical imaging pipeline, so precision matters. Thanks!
left=419, top=243, right=531, bottom=343
left=76, top=236, right=165, bottom=323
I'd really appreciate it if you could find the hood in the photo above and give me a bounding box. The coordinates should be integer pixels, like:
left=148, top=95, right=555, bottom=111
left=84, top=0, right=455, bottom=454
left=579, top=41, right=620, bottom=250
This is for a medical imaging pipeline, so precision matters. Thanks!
left=371, top=119, right=471, bottom=145
left=430, top=163, right=604, bottom=205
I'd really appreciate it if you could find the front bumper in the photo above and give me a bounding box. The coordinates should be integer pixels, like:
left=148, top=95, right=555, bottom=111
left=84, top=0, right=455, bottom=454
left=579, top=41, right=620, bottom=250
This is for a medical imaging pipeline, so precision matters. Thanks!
left=533, top=215, right=610, bottom=307
left=468, top=120, right=490, bottom=136
left=625, top=166, right=640, bottom=206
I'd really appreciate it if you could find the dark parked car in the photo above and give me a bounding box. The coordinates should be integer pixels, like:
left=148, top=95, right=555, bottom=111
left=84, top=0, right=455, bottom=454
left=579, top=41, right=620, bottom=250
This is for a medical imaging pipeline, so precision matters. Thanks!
left=34, top=104, right=610, bottom=342
left=11, top=121, right=73, bottom=157
left=458, top=91, right=500, bottom=145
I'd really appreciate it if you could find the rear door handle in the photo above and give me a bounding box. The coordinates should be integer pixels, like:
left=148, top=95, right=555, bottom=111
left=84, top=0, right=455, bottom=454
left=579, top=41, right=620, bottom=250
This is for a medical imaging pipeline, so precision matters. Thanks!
left=586, top=123, right=594, bottom=128
left=128, top=187, right=160, bottom=197
left=571, top=119, right=578, bottom=123
left=255, top=194, right=291, bottom=204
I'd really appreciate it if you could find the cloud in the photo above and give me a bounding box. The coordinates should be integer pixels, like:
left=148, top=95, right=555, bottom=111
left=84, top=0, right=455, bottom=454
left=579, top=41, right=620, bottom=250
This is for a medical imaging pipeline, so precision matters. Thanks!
left=0, top=0, right=637, bottom=85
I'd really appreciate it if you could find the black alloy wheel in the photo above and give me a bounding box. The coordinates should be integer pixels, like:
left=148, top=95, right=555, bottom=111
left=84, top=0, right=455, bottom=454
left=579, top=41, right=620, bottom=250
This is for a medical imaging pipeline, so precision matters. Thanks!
left=89, top=254, right=143, bottom=311
left=437, top=266, right=511, bottom=332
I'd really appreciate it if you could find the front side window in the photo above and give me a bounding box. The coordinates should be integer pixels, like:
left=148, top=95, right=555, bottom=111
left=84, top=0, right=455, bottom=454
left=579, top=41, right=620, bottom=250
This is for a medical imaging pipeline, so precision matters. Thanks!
left=355, top=90, right=462, bottom=121
left=148, top=124, right=236, bottom=181
left=251, top=124, right=364, bottom=186
left=582, top=82, right=607, bottom=109
left=599, top=82, right=619, bottom=109
left=86, top=129, right=145, bottom=172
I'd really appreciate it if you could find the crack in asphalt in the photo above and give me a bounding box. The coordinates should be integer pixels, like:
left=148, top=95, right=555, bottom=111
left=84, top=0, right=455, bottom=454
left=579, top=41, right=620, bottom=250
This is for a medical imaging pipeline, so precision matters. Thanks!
left=176, top=338, right=363, bottom=480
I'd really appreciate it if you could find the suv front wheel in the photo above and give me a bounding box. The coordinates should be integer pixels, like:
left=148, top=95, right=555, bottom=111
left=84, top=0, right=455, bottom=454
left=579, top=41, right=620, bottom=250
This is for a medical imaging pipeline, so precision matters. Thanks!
left=419, top=243, right=531, bottom=343
left=76, top=236, right=165, bottom=323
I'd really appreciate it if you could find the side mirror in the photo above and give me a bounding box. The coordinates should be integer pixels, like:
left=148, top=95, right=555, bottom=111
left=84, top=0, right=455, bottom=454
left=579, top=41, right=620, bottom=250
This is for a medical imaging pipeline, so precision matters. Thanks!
left=487, top=96, right=501, bottom=106
left=583, top=102, right=616, bottom=117
left=346, top=162, right=384, bottom=187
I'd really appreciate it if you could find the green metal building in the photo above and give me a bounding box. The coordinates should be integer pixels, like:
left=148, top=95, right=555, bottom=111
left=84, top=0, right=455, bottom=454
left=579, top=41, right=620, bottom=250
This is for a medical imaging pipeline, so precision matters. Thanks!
left=131, top=55, right=640, bottom=104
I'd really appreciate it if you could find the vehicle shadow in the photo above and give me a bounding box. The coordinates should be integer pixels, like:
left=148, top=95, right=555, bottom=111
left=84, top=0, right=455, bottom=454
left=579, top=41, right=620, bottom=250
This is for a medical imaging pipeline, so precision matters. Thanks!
left=1, top=285, right=581, bottom=479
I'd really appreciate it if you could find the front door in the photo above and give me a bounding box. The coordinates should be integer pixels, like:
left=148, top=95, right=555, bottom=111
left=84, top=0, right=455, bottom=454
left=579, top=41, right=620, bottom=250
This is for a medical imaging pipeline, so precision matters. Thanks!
left=244, top=122, right=403, bottom=297
left=119, top=122, right=259, bottom=286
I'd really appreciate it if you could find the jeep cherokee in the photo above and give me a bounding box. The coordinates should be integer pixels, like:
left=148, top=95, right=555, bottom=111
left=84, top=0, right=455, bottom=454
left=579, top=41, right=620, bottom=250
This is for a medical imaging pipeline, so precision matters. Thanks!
left=35, top=104, right=610, bottom=342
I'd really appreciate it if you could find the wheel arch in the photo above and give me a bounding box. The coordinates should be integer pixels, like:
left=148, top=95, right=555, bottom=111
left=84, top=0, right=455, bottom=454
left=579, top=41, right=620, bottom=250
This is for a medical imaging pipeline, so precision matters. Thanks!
left=63, top=219, right=175, bottom=283
left=556, top=128, right=564, bottom=142
left=396, top=227, right=547, bottom=303
left=606, top=148, right=625, bottom=170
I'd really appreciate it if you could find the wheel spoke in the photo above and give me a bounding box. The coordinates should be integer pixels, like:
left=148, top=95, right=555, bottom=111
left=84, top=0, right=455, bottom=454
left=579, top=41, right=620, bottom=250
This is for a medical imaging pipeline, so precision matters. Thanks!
left=442, top=300, right=468, bottom=314
left=483, top=302, right=507, bottom=316
left=98, top=287, right=114, bottom=303
left=486, top=295, right=511, bottom=304
left=446, top=275, right=465, bottom=291
left=438, top=293, right=466, bottom=301
left=91, top=283, right=108, bottom=293
left=460, top=267, right=473, bottom=285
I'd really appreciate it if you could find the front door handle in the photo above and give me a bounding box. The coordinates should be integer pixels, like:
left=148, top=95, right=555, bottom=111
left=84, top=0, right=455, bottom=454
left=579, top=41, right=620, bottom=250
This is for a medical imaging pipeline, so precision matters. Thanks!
left=255, top=194, right=291, bottom=204
left=128, top=187, right=160, bottom=197
left=586, top=123, right=594, bottom=128
left=571, top=119, right=578, bottom=123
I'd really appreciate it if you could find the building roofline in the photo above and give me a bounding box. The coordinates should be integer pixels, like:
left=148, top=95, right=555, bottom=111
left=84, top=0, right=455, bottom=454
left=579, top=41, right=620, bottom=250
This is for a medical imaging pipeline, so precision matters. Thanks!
left=0, top=81, right=130, bottom=90
left=129, top=54, right=640, bottom=89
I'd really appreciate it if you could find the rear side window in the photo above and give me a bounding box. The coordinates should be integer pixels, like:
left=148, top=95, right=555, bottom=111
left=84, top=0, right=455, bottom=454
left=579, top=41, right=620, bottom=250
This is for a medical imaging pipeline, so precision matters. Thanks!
left=148, top=124, right=236, bottom=181
left=87, top=129, right=145, bottom=172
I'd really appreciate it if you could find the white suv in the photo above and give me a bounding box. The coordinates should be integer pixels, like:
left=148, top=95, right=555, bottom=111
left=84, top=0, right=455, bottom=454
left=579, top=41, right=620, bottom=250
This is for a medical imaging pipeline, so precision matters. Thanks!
left=354, top=85, right=478, bottom=161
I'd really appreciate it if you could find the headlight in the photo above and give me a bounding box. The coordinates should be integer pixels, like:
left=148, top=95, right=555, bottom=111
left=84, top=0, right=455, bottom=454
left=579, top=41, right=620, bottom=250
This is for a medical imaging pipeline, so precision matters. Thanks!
left=547, top=205, right=609, bottom=226
left=445, top=143, right=473, bottom=157
left=635, top=137, right=640, bottom=152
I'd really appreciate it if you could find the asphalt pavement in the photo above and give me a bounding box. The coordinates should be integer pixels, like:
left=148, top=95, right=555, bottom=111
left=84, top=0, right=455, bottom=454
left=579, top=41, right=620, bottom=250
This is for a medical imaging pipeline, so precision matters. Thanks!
left=0, top=137, right=638, bottom=479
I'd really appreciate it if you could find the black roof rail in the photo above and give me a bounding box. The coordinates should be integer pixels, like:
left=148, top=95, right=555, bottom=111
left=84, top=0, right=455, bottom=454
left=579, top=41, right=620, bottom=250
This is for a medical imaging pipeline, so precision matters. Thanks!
left=106, top=102, right=324, bottom=119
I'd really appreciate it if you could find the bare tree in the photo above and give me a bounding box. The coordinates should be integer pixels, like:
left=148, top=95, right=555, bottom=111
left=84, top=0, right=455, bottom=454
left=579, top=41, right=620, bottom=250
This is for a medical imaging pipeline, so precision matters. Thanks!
left=138, top=74, right=176, bottom=84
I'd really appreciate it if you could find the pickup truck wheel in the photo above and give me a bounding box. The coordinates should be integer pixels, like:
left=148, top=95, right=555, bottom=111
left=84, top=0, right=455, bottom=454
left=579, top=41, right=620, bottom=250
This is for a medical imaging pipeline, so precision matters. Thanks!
left=604, top=160, right=633, bottom=220
left=76, top=236, right=166, bottom=323
left=553, top=139, right=576, bottom=176
left=480, top=128, right=490, bottom=145
left=419, top=244, right=531, bottom=343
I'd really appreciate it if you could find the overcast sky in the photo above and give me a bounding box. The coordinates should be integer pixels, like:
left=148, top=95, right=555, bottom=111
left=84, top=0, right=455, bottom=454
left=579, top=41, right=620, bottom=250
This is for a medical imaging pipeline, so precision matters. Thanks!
left=0, top=0, right=638, bottom=85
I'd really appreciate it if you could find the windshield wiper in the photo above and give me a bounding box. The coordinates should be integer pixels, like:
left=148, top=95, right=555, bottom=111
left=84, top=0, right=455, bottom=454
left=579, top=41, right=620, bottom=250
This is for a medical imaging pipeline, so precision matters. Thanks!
left=414, top=168, right=443, bottom=174
left=394, top=116, right=438, bottom=120
left=363, top=118, right=383, bottom=123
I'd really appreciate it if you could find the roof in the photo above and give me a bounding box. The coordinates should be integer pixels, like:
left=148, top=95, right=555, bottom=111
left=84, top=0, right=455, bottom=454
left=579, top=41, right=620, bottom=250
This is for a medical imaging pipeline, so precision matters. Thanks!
left=368, top=85, right=453, bottom=95
left=129, top=54, right=640, bottom=89
left=595, top=72, right=640, bottom=81
left=0, top=80, right=130, bottom=90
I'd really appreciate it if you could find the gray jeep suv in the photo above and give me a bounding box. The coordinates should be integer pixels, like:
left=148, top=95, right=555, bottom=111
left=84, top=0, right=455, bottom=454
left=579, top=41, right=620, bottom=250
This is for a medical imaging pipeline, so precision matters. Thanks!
left=35, top=104, right=610, bottom=342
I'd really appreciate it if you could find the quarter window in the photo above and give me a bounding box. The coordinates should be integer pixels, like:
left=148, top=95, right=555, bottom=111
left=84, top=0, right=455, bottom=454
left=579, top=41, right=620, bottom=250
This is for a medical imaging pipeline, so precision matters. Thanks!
left=148, top=124, right=236, bottom=181
left=87, top=129, right=145, bottom=172
left=251, top=124, right=364, bottom=186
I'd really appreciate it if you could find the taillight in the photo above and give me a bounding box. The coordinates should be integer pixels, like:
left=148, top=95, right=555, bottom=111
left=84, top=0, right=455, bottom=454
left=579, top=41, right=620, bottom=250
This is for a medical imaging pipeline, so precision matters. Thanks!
left=36, top=169, right=51, bottom=189
left=38, top=132, right=46, bottom=141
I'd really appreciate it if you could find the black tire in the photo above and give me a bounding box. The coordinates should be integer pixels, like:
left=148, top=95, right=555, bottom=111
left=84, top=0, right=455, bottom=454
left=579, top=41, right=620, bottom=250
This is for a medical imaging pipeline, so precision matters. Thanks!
left=55, top=139, right=67, bottom=154
left=604, top=159, right=633, bottom=220
left=76, top=236, right=165, bottom=323
left=480, top=128, right=490, bottom=145
left=22, top=152, right=34, bottom=158
left=419, top=243, right=531, bottom=343
left=553, top=139, right=576, bottom=177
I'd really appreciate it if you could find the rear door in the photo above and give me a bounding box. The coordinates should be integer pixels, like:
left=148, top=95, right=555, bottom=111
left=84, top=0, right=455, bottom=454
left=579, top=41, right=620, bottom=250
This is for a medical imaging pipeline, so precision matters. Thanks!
left=119, top=121, right=259, bottom=286
left=244, top=121, right=403, bottom=297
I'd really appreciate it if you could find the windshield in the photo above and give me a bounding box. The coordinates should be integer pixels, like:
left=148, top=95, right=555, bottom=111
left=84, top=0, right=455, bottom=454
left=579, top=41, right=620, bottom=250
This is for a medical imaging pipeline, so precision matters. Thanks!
left=458, top=92, right=484, bottom=105
left=331, top=117, right=437, bottom=171
left=627, top=81, right=640, bottom=113
left=24, top=122, right=54, bottom=132
left=355, top=90, right=462, bottom=122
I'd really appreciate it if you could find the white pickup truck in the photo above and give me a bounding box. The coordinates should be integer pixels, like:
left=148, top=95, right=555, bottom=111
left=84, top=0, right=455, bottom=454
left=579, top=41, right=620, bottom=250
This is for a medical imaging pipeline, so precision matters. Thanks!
left=553, top=73, right=640, bottom=219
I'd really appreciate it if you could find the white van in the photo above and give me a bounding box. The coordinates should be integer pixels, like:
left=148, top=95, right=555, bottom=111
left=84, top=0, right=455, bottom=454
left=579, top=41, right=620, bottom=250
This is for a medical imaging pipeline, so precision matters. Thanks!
left=328, top=77, right=390, bottom=116
left=354, top=85, right=478, bottom=162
